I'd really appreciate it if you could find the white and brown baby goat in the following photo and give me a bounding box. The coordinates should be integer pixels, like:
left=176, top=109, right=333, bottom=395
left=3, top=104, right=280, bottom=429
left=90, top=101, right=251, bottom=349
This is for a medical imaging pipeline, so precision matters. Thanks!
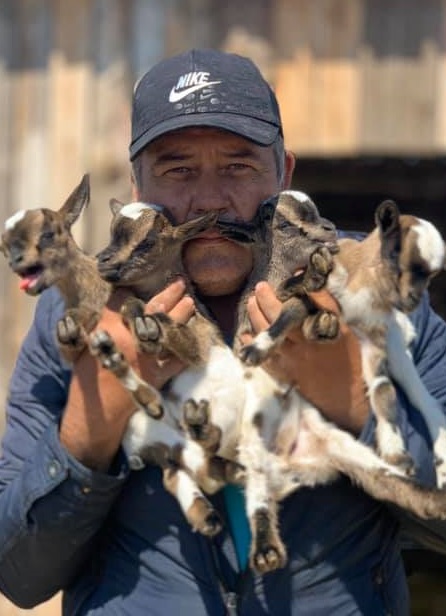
left=241, top=198, right=446, bottom=490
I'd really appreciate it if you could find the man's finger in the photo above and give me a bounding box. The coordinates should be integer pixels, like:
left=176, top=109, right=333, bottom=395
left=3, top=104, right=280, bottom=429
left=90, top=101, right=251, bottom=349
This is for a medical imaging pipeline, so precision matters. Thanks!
left=145, top=278, right=186, bottom=313
left=252, top=282, right=282, bottom=323
left=168, top=296, right=195, bottom=323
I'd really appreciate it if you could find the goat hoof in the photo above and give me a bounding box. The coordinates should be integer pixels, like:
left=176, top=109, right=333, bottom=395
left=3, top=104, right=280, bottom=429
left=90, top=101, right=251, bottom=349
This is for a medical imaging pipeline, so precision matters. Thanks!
left=148, top=402, right=164, bottom=419
left=183, top=399, right=220, bottom=450
left=251, top=544, right=287, bottom=575
left=251, top=509, right=287, bottom=574
left=199, top=510, right=223, bottom=537
left=383, top=452, right=415, bottom=477
left=89, top=330, right=113, bottom=353
left=136, top=315, right=161, bottom=342
left=57, top=315, right=81, bottom=343
left=128, top=455, right=145, bottom=470
left=133, top=387, right=164, bottom=419
left=239, top=345, right=263, bottom=366
left=225, top=461, right=246, bottom=485
left=314, top=311, right=339, bottom=339
left=310, top=246, right=333, bottom=275
left=184, top=399, right=209, bottom=427
left=190, top=499, right=223, bottom=537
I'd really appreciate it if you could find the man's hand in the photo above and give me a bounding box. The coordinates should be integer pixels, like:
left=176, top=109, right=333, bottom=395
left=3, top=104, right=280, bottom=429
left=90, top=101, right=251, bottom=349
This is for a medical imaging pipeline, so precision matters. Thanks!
left=60, top=279, right=194, bottom=471
left=245, top=281, right=369, bottom=435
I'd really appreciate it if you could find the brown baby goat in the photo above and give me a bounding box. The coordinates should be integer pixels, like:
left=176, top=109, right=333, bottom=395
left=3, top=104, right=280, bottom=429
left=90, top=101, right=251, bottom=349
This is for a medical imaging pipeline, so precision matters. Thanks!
left=0, top=174, right=111, bottom=363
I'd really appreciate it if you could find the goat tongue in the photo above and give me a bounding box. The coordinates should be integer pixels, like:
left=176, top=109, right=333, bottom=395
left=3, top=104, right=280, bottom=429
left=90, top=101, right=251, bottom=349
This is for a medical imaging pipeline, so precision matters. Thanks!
left=19, top=274, right=39, bottom=291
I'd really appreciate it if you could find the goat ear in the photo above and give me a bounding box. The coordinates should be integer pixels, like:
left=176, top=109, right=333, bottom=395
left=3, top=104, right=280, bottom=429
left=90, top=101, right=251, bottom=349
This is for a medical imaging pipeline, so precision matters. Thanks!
left=375, top=200, right=402, bottom=264
left=59, top=173, right=90, bottom=229
left=109, top=198, right=124, bottom=216
left=375, top=200, right=401, bottom=265
left=375, top=200, right=400, bottom=234
left=153, top=213, right=168, bottom=233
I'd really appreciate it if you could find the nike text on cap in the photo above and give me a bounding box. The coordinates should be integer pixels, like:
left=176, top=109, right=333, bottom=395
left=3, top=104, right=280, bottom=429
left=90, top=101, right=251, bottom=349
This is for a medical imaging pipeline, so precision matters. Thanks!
left=129, top=48, right=283, bottom=161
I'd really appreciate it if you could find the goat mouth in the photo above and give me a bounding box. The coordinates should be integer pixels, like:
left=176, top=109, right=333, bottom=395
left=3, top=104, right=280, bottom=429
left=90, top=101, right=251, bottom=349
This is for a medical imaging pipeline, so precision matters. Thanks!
left=97, top=267, right=121, bottom=283
left=16, top=265, right=45, bottom=295
left=216, top=220, right=258, bottom=244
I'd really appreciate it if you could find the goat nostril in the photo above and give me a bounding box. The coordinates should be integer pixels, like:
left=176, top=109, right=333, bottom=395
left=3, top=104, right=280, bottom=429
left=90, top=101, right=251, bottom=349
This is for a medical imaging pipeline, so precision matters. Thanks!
left=11, top=254, right=23, bottom=265
left=96, top=252, right=109, bottom=264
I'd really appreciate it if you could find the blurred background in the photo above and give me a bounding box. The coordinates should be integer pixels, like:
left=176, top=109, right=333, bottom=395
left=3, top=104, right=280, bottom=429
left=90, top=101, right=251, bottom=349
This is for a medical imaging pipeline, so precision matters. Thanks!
left=0, top=1, right=445, bottom=614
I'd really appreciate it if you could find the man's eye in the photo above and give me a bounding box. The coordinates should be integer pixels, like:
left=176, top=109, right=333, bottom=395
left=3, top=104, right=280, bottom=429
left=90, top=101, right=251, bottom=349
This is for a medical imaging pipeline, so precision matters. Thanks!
left=166, top=166, right=191, bottom=175
left=227, top=163, right=250, bottom=171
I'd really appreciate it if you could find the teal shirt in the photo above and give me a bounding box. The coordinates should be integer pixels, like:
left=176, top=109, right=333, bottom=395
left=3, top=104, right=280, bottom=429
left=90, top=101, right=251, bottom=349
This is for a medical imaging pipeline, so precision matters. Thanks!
left=223, top=484, right=251, bottom=571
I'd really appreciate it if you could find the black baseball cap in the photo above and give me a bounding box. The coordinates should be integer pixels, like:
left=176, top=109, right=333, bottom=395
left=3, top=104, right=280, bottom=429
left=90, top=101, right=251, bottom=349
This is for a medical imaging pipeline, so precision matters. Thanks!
left=129, top=48, right=283, bottom=161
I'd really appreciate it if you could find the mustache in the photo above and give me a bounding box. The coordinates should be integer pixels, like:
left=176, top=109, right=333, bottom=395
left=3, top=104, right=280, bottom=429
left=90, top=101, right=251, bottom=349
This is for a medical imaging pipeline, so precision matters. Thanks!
left=216, top=196, right=279, bottom=244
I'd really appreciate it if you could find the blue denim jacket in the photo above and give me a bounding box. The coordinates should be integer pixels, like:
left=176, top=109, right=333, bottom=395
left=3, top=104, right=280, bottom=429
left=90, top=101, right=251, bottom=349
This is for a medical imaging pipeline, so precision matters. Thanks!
left=0, top=284, right=446, bottom=615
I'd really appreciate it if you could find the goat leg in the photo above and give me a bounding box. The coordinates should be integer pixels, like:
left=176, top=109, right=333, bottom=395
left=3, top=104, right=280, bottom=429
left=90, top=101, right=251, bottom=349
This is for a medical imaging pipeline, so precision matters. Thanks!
left=239, top=295, right=313, bottom=366
left=279, top=405, right=446, bottom=521
left=89, top=329, right=164, bottom=419
left=182, top=398, right=222, bottom=454
left=57, top=307, right=100, bottom=363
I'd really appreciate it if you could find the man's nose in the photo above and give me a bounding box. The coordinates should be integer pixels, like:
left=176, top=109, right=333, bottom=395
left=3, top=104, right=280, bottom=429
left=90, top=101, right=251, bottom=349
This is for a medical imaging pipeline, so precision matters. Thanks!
left=189, top=175, right=229, bottom=216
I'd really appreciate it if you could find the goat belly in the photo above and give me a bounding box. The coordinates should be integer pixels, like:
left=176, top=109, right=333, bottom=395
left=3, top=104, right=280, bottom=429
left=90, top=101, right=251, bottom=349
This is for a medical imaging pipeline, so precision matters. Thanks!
left=166, top=345, right=245, bottom=458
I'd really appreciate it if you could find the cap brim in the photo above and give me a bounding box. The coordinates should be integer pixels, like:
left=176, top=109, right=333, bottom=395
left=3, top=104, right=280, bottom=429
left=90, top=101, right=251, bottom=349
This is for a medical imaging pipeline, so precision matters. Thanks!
left=129, top=113, right=280, bottom=160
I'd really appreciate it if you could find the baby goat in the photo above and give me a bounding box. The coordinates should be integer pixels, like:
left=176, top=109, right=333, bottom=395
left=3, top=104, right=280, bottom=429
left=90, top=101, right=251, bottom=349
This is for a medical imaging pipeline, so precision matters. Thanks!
left=217, top=191, right=446, bottom=574
left=91, top=200, right=242, bottom=535
left=242, top=198, right=446, bottom=489
left=0, top=174, right=111, bottom=363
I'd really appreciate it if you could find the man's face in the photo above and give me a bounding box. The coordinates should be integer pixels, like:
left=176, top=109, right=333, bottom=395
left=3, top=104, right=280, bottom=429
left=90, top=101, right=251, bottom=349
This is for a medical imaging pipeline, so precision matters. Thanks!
left=134, top=127, right=285, bottom=296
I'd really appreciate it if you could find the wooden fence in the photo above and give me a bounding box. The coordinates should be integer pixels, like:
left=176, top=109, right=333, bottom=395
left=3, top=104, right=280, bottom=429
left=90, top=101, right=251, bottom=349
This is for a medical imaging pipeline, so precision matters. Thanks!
left=2, top=0, right=446, bottom=410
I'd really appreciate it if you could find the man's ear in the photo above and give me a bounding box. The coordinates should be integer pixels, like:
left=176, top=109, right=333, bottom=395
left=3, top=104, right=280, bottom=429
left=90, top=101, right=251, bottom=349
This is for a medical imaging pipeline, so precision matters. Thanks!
left=130, top=171, right=140, bottom=201
left=281, top=150, right=295, bottom=190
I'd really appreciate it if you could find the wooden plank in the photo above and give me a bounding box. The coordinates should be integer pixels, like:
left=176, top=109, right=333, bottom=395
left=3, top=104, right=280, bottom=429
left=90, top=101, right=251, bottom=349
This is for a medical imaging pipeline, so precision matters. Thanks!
left=86, top=0, right=136, bottom=254
left=273, top=0, right=363, bottom=154
left=273, top=0, right=363, bottom=58
left=360, top=44, right=438, bottom=154
left=275, top=50, right=361, bottom=155
left=47, top=0, right=93, bottom=230
left=1, top=0, right=53, bottom=406
left=434, top=0, right=446, bottom=149
left=0, top=1, right=15, bottom=407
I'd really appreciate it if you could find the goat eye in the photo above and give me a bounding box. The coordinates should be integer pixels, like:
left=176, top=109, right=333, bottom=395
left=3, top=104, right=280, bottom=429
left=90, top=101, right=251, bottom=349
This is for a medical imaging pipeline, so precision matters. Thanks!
left=411, top=263, right=428, bottom=279
left=40, top=231, right=55, bottom=245
left=276, top=220, right=291, bottom=231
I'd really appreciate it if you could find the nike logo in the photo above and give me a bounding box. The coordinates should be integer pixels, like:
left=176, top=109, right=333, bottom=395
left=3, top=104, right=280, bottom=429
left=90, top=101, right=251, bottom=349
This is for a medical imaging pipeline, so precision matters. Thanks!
left=168, top=71, right=221, bottom=103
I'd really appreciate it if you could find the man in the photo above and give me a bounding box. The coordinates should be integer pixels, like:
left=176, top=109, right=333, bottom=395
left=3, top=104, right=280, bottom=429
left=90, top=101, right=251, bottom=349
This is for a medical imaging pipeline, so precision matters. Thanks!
left=0, top=48, right=445, bottom=615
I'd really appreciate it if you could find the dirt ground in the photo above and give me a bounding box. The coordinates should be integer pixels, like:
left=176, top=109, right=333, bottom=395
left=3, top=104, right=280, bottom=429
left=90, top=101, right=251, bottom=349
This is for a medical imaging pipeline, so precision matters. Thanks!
left=0, top=594, right=61, bottom=615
